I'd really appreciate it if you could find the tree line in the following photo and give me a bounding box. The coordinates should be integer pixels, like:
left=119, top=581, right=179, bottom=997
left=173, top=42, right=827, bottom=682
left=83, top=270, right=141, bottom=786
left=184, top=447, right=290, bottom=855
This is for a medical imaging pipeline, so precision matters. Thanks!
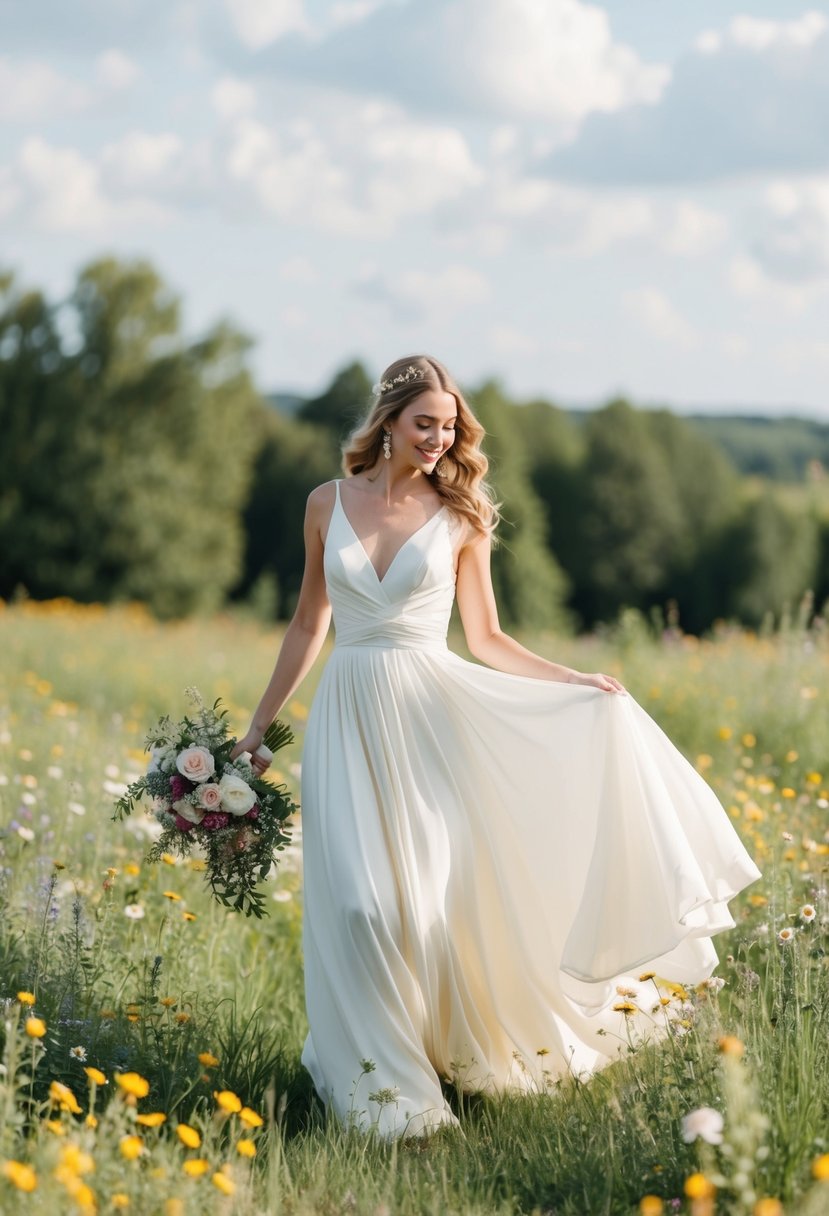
left=1, top=257, right=826, bottom=635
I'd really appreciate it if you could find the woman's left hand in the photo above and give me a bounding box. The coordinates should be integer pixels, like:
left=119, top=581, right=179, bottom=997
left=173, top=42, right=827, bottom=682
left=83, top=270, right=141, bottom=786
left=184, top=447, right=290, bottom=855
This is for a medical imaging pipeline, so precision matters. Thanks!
left=568, top=670, right=627, bottom=694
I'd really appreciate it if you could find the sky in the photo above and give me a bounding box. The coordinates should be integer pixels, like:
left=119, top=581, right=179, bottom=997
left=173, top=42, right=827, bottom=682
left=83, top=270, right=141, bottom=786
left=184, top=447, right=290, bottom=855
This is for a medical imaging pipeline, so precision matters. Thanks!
left=1, top=0, right=828, bottom=414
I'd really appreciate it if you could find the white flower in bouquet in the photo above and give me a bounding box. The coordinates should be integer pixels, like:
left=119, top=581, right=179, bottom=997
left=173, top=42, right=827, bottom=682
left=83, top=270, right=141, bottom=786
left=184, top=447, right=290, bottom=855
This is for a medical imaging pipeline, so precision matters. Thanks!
left=147, top=744, right=176, bottom=774
left=176, top=746, right=215, bottom=783
left=218, top=772, right=257, bottom=817
left=174, top=798, right=206, bottom=825
left=197, top=783, right=223, bottom=811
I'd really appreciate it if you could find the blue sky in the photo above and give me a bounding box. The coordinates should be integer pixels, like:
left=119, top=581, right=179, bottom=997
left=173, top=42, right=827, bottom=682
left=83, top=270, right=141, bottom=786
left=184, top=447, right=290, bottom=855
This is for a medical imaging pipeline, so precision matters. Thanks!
left=1, top=0, right=828, bottom=414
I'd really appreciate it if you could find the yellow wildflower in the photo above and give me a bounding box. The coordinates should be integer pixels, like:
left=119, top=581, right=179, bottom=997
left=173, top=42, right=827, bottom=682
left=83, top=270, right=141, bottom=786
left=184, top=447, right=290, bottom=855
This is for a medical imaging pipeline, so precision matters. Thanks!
left=236, top=1138, right=256, bottom=1158
left=182, top=911, right=197, bottom=922
left=119, top=1135, right=144, bottom=1161
left=813, top=1154, right=829, bottom=1181
left=753, top=1200, right=783, bottom=1216
left=136, top=1112, right=167, bottom=1128
left=176, top=1124, right=201, bottom=1149
left=84, top=1067, right=107, bottom=1086
left=165, top=1202, right=185, bottom=1216
left=183, top=1159, right=209, bottom=1177
left=612, top=1001, right=637, bottom=1015
left=198, top=1052, right=220, bottom=1068
left=85, top=1115, right=98, bottom=1129
left=49, top=1080, right=82, bottom=1115
left=214, top=1090, right=242, bottom=1113
left=115, top=1072, right=149, bottom=1098
left=175, top=1012, right=191, bottom=1025
left=124, top=863, right=141, bottom=876
left=159, top=997, right=177, bottom=1008
left=717, top=1035, right=745, bottom=1058
left=639, top=1198, right=663, bottom=1216
left=212, top=1171, right=235, bottom=1196
left=58, top=1144, right=94, bottom=1176
left=238, top=1107, right=263, bottom=1129
left=112, top=1196, right=130, bottom=1210
left=2, top=1161, right=37, bottom=1192
left=685, top=1173, right=716, bottom=1200
left=161, top=854, right=177, bottom=865
left=16, top=992, right=36, bottom=1006
left=45, top=1119, right=65, bottom=1136
left=163, top=891, right=182, bottom=901
left=25, top=1016, right=46, bottom=1038
left=638, top=972, right=656, bottom=982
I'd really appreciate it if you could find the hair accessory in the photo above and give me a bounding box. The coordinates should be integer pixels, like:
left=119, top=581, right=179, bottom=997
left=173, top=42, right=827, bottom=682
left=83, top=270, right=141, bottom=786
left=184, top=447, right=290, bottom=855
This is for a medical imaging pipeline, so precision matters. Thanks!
left=372, top=365, right=427, bottom=395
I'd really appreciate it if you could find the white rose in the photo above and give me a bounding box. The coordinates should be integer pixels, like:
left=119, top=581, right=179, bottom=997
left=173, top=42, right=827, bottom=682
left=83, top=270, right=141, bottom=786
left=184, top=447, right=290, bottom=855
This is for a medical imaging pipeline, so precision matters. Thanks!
left=147, top=744, right=175, bottom=774
left=173, top=798, right=205, bottom=825
left=176, top=746, right=215, bottom=783
left=218, top=772, right=256, bottom=817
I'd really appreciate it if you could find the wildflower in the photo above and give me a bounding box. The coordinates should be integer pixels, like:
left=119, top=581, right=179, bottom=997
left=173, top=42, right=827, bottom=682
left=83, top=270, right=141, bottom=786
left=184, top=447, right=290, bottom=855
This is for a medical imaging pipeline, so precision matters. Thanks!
left=214, top=1090, right=242, bottom=1113
left=684, top=1173, right=717, bottom=1200
left=124, top=863, right=141, bottom=876
left=136, top=1112, right=167, bottom=1127
left=681, top=1108, right=724, bottom=1146
left=115, top=1072, right=150, bottom=1099
left=124, top=904, right=145, bottom=920
left=85, top=1115, right=98, bottom=1129
left=236, top=1138, right=256, bottom=1157
left=778, top=927, right=796, bottom=944
left=45, top=1119, right=65, bottom=1135
left=2, top=1161, right=37, bottom=1192
left=638, top=972, right=656, bottom=982
left=119, top=1136, right=144, bottom=1161
left=183, top=1159, right=209, bottom=1177
left=703, top=977, right=725, bottom=994
left=112, top=1196, right=130, bottom=1210
left=717, top=1035, right=745, bottom=1057
left=166, top=1201, right=184, bottom=1216
left=25, top=1016, right=46, bottom=1038
left=159, top=997, right=177, bottom=1008
left=198, top=1052, right=220, bottom=1068
left=161, top=854, right=177, bottom=865
left=58, top=1144, right=94, bottom=1176
left=753, top=1200, right=783, bottom=1216
left=639, top=1198, right=663, bottom=1216
left=176, top=1124, right=201, bottom=1149
left=800, top=905, right=816, bottom=923
left=238, top=1107, right=263, bottom=1128
left=16, top=991, right=36, bottom=1005
left=212, top=1171, right=235, bottom=1196
left=183, top=911, right=197, bottom=922
left=612, top=1001, right=637, bottom=1015
left=163, top=891, right=182, bottom=902
left=69, top=1045, right=87, bottom=1061
left=616, top=985, right=638, bottom=998
left=49, top=1080, right=82, bottom=1115
left=813, top=1154, right=829, bottom=1181
left=84, top=1067, right=107, bottom=1086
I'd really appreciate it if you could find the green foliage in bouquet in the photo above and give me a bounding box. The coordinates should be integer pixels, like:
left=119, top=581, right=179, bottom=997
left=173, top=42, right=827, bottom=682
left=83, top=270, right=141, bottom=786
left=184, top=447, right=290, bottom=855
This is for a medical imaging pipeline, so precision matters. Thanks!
left=112, top=689, right=298, bottom=917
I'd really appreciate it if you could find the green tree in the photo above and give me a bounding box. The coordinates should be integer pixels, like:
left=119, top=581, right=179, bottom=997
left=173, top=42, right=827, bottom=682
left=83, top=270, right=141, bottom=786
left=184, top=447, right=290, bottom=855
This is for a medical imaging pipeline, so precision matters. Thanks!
left=298, top=360, right=372, bottom=442
left=0, top=259, right=262, bottom=616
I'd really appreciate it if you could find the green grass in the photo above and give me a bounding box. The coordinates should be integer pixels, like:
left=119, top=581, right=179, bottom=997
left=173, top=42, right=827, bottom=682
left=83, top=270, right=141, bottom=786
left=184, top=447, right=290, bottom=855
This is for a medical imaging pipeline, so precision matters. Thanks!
left=1, top=597, right=828, bottom=1215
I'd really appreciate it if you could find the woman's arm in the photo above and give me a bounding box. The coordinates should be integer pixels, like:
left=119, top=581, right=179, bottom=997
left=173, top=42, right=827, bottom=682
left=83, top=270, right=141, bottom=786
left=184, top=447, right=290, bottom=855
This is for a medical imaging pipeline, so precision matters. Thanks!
left=230, top=484, right=335, bottom=767
left=455, top=529, right=626, bottom=693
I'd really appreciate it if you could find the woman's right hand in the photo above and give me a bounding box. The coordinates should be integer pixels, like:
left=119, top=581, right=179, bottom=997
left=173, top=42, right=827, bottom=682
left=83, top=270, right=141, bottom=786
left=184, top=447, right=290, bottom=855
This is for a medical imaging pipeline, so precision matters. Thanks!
left=230, top=729, right=272, bottom=776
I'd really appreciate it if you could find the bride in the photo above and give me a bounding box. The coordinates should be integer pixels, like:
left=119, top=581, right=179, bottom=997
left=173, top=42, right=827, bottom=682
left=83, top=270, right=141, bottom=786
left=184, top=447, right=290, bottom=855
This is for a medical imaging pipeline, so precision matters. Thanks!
left=231, top=354, right=761, bottom=1139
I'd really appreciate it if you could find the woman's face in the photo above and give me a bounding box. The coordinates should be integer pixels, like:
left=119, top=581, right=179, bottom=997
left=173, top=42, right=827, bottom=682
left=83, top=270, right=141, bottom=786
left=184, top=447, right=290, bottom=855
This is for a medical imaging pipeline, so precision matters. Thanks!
left=389, top=388, right=458, bottom=473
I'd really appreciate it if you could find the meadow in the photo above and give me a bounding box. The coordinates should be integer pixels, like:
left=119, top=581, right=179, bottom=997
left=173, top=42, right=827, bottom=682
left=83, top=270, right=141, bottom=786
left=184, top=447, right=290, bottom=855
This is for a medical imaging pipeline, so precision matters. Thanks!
left=1, top=596, right=828, bottom=1216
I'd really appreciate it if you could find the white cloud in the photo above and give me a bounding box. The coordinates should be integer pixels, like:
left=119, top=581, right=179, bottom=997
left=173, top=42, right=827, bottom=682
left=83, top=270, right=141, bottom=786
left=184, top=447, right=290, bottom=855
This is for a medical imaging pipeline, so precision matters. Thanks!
left=212, top=76, right=257, bottom=119
left=753, top=177, right=829, bottom=283
left=697, top=11, right=828, bottom=55
left=259, top=0, right=668, bottom=131
left=96, top=48, right=139, bottom=91
left=101, top=132, right=184, bottom=190
left=483, top=176, right=654, bottom=255
left=353, top=263, right=490, bottom=322
left=224, top=0, right=308, bottom=50
left=488, top=325, right=540, bottom=356
left=659, top=200, right=728, bottom=257
left=727, top=253, right=812, bottom=314
left=279, top=255, right=318, bottom=283
left=0, top=56, right=89, bottom=121
left=624, top=287, right=697, bottom=348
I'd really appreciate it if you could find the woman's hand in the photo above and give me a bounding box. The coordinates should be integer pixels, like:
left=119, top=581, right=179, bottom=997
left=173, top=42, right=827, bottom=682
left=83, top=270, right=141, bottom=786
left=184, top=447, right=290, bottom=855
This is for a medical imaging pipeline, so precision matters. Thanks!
left=568, top=670, right=627, bottom=694
left=230, top=729, right=272, bottom=776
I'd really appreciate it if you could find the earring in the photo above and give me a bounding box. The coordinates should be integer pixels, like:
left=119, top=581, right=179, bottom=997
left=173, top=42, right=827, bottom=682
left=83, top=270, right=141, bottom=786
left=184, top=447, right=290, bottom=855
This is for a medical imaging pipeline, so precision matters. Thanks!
left=383, top=429, right=391, bottom=460
left=435, top=456, right=448, bottom=478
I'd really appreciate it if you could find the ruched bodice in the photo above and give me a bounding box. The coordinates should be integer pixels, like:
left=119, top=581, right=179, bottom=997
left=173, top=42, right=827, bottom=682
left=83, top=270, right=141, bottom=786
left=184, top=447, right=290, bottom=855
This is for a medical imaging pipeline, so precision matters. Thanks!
left=325, top=480, right=456, bottom=650
left=299, top=477, right=761, bottom=1139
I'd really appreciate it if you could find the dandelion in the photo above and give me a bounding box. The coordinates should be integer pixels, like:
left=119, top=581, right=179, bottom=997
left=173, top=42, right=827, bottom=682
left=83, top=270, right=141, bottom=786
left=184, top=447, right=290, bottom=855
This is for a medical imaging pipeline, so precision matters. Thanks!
left=214, top=1090, right=242, bottom=1113
left=69, top=1046, right=87, bottom=1061
left=684, top=1173, right=717, bottom=1200
left=175, top=1012, right=191, bottom=1025
left=236, top=1138, right=256, bottom=1158
left=176, top=1124, right=201, bottom=1149
left=124, top=904, right=145, bottom=920
left=212, top=1171, right=235, bottom=1196
left=25, top=1016, right=46, bottom=1038
left=2, top=1161, right=37, bottom=1192
left=198, top=1052, right=220, bottom=1068
left=183, top=1159, right=209, bottom=1177
left=49, top=1080, right=82, bottom=1115
left=124, top=863, right=141, bottom=876
left=115, top=1072, right=150, bottom=1099
left=84, top=1067, right=107, bottom=1086
left=778, top=927, right=796, bottom=944
left=16, top=991, right=36, bottom=1005
left=238, top=1107, right=263, bottom=1129
left=681, top=1108, right=724, bottom=1145
left=800, top=905, right=816, bottom=923
left=159, top=997, right=177, bottom=1008
left=119, top=1136, right=144, bottom=1161
left=136, top=1112, right=167, bottom=1127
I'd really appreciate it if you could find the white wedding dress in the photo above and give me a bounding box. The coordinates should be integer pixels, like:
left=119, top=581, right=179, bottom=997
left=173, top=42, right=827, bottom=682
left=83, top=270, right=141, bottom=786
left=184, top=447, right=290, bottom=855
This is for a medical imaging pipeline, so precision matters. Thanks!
left=299, top=480, right=761, bottom=1138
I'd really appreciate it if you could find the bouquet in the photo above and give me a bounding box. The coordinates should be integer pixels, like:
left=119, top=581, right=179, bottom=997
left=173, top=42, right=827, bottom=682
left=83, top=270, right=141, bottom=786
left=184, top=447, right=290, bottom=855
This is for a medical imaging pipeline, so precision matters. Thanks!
left=112, top=688, right=298, bottom=917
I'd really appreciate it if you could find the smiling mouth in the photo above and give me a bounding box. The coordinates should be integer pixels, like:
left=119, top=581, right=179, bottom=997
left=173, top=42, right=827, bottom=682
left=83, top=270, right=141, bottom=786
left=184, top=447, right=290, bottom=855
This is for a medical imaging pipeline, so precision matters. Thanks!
left=417, top=447, right=441, bottom=460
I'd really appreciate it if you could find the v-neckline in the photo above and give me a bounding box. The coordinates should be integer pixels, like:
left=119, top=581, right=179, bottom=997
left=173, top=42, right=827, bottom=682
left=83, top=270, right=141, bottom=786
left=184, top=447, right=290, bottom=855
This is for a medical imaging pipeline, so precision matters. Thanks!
left=336, top=481, right=447, bottom=586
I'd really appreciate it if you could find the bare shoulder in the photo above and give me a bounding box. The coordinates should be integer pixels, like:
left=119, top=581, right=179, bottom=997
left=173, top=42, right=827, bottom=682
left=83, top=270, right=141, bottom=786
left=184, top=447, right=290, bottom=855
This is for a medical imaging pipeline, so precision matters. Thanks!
left=307, top=480, right=338, bottom=515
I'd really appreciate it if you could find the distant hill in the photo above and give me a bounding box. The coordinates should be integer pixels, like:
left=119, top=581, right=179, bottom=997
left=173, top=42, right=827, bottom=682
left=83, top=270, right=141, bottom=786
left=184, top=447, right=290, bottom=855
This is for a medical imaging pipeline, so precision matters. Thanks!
left=265, top=391, right=305, bottom=416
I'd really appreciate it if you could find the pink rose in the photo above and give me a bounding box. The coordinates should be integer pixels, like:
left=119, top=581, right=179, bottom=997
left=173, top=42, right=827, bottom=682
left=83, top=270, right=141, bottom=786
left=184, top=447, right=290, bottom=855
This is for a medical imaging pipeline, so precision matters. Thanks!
left=175, top=746, right=215, bottom=783
left=197, top=783, right=223, bottom=810
left=201, top=812, right=230, bottom=831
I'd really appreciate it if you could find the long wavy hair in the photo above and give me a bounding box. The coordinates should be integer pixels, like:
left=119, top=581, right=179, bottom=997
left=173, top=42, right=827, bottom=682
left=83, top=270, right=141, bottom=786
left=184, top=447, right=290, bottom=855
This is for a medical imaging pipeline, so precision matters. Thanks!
left=342, top=355, right=500, bottom=540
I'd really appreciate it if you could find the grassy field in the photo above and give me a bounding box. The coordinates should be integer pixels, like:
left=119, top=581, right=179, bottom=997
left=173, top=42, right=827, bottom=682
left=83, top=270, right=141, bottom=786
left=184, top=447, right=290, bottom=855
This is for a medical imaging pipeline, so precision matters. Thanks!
left=1, top=596, right=828, bottom=1215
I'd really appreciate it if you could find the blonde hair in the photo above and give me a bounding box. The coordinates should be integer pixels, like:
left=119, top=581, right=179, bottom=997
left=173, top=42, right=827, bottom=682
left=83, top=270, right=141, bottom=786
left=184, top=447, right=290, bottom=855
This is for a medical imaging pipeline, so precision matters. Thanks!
left=342, top=355, right=500, bottom=540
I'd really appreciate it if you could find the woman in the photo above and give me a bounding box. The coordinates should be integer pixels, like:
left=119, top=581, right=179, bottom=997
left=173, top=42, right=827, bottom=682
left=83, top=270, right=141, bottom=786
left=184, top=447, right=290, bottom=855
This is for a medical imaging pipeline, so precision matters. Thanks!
left=231, top=354, right=760, bottom=1139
